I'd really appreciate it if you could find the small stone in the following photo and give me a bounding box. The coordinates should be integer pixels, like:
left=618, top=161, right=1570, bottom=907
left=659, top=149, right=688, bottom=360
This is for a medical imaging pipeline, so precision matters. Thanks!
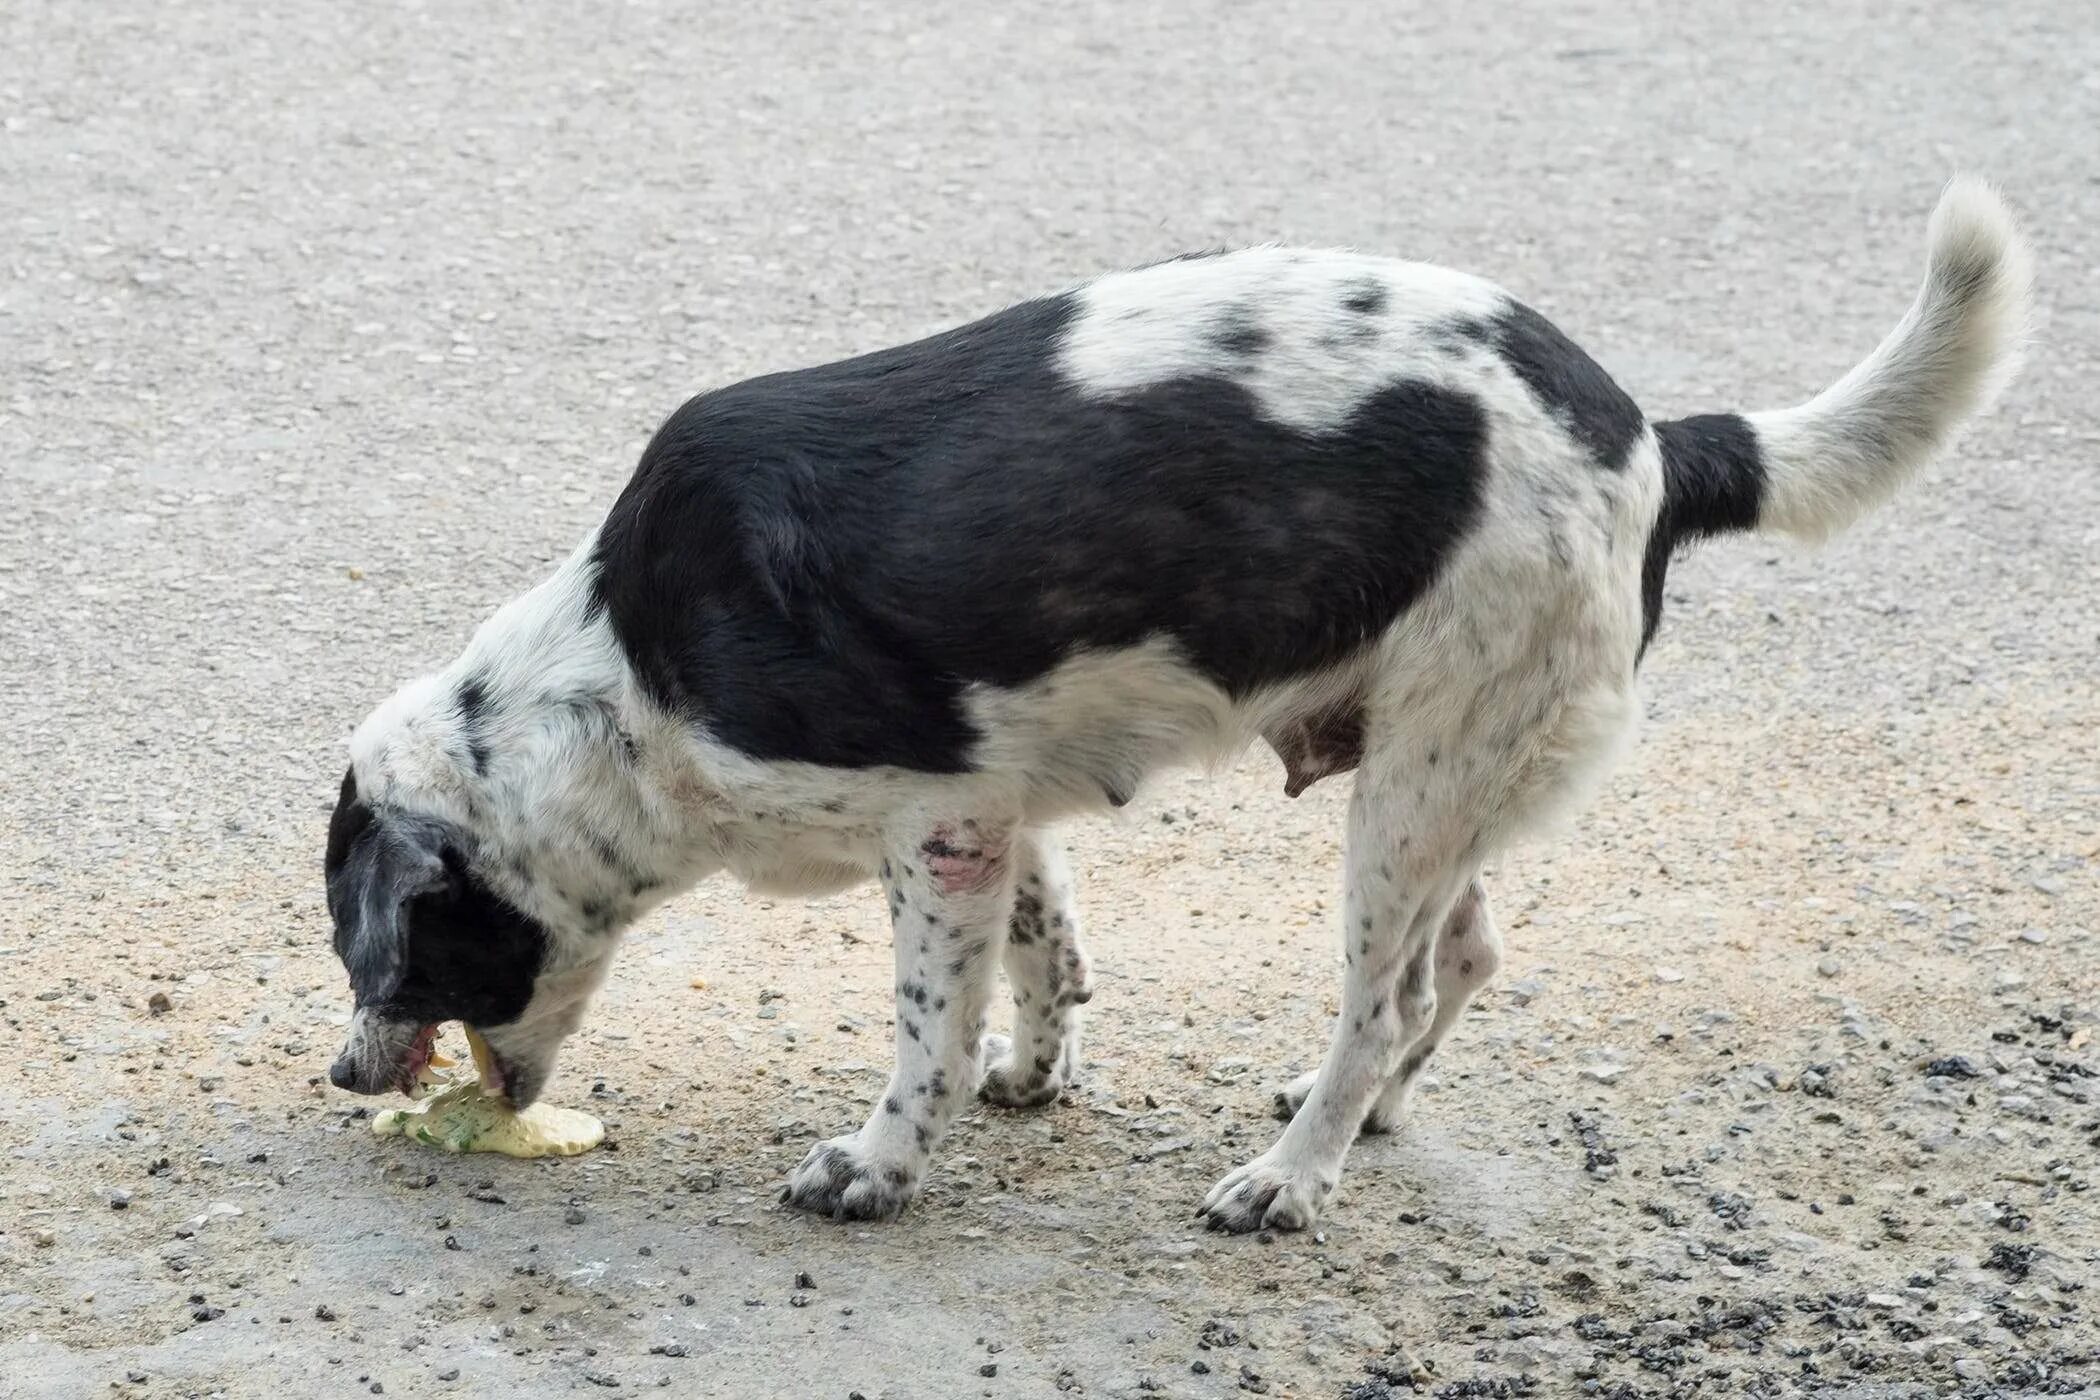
left=147, top=991, right=173, bottom=1014
left=794, top=1271, right=815, bottom=1290
left=1579, top=1062, right=1627, bottom=1085
left=1993, top=969, right=2026, bottom=993
left=1953, top=1358, right=1989, bottom=1382
left=1653, top=966, right=1684, bottom=984
left=2031, top=876, right=2066, bottom=897
left=2017, top=928, right=2047, bottom=945
left=979, top=1363, right=998, bottom=1377
left=1864, top=1293, right=1903, bottom=1310
left=32, top=1228, right=55, bottom=1248
left=315, top=1304, right=337, bottom=1321
left=1816, top=957, right=1842, bottom=978
left=1923, top=1055, right=1981, bottom=1079
left=1508, top=978, right=1546, bottom=1006
left=436, top=1371, right=460, bottom=1383
left=564, top=1207, right=587, bottom=1225
left=107, top=1188, right=133, bottom=1210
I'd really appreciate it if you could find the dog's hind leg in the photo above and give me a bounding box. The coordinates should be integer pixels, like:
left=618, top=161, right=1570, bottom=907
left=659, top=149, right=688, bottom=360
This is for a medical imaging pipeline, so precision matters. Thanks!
left=1201, top=735, right=1483, bottom=1233
left=1369, top=878, right=1501, bottom=1127
left=1274, top=877, right=1501, bottom=1134
left=981, top=829, right=1093, bottom=1109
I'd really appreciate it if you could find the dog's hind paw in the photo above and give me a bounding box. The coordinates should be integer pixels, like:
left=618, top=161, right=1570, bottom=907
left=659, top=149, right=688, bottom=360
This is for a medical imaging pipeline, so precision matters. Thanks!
left=978, top=1032, right=1068, bottom=1109
left=1272, top=1070, right=1401, bottom=1135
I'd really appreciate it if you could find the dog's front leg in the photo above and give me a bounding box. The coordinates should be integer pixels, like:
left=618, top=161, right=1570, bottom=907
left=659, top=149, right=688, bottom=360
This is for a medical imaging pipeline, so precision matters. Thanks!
left=782, top=819, right=1014, bottom=1221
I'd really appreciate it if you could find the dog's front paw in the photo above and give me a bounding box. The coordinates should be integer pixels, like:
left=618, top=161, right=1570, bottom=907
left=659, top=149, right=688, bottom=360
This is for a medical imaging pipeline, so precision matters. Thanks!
left=978, top=1032, right=1067, bottom=1109
left=780, top=1135, right=918, bottom=1222
left=1198, top=1152, right=1335, bottom=1233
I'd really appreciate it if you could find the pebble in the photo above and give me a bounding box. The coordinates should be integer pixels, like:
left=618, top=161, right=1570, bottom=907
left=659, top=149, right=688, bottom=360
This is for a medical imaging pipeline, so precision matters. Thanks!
left=1953, top=1358, right=1989, bottom=1382
left=1816, top=957, right=1842, bottom=978
left=1507, top=978, right=1546, bottom=1006
left=147, top=991, right=173, bottom=1014
left=1652, top=966, right=1684, bottom=984
left=564, top=1207, right=587, bottom=1225
left=2016, top=928, right=2048, bottom=945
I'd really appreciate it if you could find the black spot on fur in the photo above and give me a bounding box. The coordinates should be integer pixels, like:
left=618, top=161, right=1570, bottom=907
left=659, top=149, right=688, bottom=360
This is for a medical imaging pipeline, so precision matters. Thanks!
left=1209, top=306, right=1270, bottom=357
left=884, top=1096, right=902, bottom=1115
left=455, top=680, right=493, bottom=776
left=591, top=291, right=1489, bottom=771
left=1341, top=278, right=1389, bottom=316
left=1643, top=414, right=1766, bottom=654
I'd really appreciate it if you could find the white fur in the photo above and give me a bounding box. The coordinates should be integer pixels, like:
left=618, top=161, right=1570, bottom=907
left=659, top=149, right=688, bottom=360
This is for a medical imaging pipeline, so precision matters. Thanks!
left=1750, top=178, right=2032, bottom=541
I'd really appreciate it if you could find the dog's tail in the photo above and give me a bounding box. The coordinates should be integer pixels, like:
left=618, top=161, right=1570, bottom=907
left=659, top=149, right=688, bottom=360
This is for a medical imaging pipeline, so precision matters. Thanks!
left=1652, top=177, right=2032, bottom=548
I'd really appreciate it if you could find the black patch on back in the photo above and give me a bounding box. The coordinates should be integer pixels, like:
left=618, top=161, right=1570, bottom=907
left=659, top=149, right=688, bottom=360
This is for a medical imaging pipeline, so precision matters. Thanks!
left=1341, top=278, right=1388, bottom=316
left=456, top=678, right=493, bottom=775
left=1641, top=414, right=1766, bottom=653
left=1208, top=306, right=1270, bottom=357
left=593, top=293, right=1488, bottom=771
left=1483, top=301, right=1645, bottom=471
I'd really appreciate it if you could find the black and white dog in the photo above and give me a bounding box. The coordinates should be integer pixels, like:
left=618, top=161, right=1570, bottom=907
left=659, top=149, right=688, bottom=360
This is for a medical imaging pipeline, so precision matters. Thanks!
left=327, top=182, right=2027, bottom=1232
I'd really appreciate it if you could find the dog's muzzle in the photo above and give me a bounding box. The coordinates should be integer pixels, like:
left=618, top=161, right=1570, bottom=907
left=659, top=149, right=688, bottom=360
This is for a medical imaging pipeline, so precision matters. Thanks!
left=330, top=1011, right=438, bottom=1096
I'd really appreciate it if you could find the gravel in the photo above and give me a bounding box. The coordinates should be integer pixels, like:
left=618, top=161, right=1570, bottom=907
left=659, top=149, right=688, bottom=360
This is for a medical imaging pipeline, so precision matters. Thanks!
left=2, top=0, right=2096, bottom=1396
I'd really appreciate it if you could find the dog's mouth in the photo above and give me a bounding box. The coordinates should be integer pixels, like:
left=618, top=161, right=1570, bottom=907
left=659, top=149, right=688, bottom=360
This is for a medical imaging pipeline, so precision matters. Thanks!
left=383, top=1023, right=511, bottom=1102
left=390, top=1023, right=441, bottom=1094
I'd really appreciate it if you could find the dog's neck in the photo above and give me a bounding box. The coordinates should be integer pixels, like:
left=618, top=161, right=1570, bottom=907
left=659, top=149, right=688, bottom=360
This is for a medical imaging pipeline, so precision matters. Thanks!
left=351, top=541, right=724, bottom=945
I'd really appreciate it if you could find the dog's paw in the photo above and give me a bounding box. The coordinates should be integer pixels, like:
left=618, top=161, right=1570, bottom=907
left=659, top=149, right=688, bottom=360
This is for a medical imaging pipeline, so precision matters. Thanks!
left=1271, top=1070, right=1317, bottom=1123
left=1271, top=1070, right=1401, bottom=1136
left=780, top=1135, right=917, bottom=1222
left=1198, top=1152, right=1335, bottom=1234
left=978, top=1032, right=1067, bottom=1109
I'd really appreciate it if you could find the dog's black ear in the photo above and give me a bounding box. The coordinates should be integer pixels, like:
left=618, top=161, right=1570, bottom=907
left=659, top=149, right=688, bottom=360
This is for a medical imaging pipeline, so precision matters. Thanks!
left=326, top=793, right=450, bottom=1006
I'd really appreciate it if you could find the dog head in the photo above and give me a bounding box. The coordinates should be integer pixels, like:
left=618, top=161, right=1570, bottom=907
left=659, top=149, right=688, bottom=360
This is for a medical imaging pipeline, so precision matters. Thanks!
left=324, top=764, right=591, bottom=1105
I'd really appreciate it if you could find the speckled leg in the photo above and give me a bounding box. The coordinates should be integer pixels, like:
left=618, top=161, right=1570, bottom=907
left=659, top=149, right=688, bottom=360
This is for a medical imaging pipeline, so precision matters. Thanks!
left=783, top=819, right=1014, bottom=1222
left=981, top=830, right=1092, bottom=1108
left=1275, top=880, right=1500, bottom=1133
left=1202, top=737, right=1481, bottom=1233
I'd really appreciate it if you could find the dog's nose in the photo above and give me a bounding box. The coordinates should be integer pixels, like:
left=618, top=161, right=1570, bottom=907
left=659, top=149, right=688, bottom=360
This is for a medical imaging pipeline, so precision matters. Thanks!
left=328, top=1055, right=360, bottom=1091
